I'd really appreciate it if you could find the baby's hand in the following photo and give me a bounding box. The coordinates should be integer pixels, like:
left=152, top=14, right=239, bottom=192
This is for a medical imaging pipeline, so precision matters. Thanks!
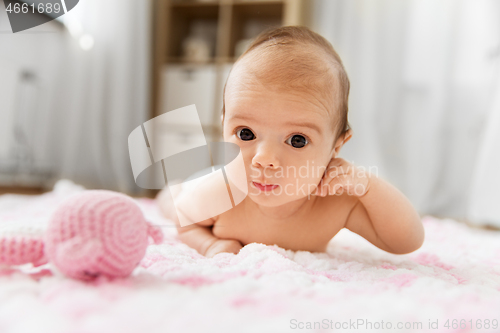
left=312, top=158, right=371, bottom=197
left=205, top=239, right=243, bottom=258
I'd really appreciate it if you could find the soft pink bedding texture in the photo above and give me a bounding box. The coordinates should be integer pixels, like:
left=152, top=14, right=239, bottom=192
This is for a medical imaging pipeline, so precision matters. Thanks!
left=0, top=180, right=499, bottom=333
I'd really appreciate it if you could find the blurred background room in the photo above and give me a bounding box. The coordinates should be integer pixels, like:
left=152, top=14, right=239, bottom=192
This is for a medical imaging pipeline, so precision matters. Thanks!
left=1, top=0, right=499, bottom=229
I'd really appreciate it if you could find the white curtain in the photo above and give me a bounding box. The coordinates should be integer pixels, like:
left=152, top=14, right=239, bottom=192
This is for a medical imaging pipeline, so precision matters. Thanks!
left=468, top=73, right=500, bottom=227
left=312, top=0, right=500, bottom=220
left=47, top=0, right=152, bottom=194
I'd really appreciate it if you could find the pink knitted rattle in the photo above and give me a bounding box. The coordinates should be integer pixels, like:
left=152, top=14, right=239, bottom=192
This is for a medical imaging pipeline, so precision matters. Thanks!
left=0, top=190, right=163, bottom=280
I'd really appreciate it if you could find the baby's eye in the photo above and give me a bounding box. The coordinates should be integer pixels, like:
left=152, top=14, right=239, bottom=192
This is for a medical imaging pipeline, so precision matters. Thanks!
left=236, top=128, right=255, bottom=141
left=286, top=134, right=308, bottom=148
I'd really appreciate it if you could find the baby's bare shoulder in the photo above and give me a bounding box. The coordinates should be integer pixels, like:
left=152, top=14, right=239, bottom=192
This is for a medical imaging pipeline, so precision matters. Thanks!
left=161, top=171, right=232, bottom=227
left=314, top=193, right=359, bottom=228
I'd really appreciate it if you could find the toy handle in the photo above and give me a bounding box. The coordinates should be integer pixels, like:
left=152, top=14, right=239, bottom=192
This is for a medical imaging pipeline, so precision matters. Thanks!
left=0, top=235, right=48, bottom=267
left=146, top=222, right=163, bottom=245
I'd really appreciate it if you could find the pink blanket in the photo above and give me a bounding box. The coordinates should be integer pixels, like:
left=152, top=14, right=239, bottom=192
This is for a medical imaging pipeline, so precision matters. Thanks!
left=1, top=180, right=499, bottom=333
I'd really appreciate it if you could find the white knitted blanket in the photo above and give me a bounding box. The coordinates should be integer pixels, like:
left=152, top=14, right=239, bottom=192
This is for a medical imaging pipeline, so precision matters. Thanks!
left=0, top=180, right=499, bottom=333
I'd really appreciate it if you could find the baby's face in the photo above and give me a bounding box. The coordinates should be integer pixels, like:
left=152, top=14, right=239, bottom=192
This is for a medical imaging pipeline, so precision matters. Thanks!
left=223, top=80, right=338, bottom=207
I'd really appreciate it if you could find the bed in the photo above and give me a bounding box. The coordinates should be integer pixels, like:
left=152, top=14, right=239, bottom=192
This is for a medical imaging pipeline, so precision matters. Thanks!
left=1, top=180, right=499, bottom=333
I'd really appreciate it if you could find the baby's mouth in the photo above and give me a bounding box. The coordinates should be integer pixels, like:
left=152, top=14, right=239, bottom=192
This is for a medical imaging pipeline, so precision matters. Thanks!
left=252, top=181, right=279, bottom=192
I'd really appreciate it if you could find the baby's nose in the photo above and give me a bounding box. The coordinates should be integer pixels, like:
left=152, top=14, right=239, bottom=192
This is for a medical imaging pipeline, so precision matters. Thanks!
left=252, top=143, right=280, bottom=169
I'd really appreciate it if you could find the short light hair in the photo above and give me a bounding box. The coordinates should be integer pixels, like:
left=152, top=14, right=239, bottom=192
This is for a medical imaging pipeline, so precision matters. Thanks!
left=222, top=25, right=351, bottom=141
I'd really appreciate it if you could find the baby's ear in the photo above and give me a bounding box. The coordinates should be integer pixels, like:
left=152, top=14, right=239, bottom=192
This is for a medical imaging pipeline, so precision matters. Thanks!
left=342, top=129, right=353, bottom=144
left=333, top=129, right=353, bottom=157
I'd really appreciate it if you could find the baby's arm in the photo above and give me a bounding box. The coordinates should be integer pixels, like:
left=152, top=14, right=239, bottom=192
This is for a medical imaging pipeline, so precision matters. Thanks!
left=177, top=223, right=242, bottom=258
left=157, top=186, right=243, bottom=257
left=344, top=175, right=424, bottom=254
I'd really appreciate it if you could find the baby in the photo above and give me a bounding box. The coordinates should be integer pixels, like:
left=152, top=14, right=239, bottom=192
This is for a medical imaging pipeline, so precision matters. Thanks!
left=158, top=26, right=424, bottom=258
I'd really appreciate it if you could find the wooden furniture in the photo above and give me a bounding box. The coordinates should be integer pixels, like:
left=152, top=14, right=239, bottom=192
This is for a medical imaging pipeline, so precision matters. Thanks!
left=151, top=0, right=311, bottom=137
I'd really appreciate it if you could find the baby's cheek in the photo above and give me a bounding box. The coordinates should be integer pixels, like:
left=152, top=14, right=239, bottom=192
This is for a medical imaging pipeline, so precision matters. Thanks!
left=296, top=173, right=323, bottom=194
left=282, top=163, right=324, bottom=196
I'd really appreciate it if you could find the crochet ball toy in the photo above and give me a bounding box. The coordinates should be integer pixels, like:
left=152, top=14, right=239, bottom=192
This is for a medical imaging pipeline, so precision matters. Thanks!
left=0, top=190, right=163, bottom=280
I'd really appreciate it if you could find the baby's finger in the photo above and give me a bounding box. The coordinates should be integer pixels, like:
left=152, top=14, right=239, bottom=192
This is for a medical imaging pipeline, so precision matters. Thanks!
left=326, top=174, right=348, bottom=196
left=311, top=179, right=325, bottom=196
left=315, top=174, right=334, bottom=196
left=313, top=184, right=324, bottom=197
left=322, top=160, right=350, bottom=187
left=322, top=166, right=339, bottom=186
left=317, top=169, right=347, bottom=196
left=327, top=174, right=350, bottom=195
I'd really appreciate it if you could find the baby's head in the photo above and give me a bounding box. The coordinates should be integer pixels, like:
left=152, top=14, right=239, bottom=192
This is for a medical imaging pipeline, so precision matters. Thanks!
left=222, top=26, right=352, bottom=206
